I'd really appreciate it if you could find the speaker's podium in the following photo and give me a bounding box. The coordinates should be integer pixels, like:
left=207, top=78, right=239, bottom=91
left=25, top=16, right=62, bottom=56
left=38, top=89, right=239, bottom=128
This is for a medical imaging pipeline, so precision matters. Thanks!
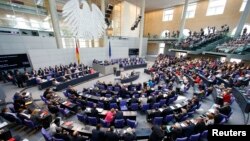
left=113, top=67, right=121, bottom=76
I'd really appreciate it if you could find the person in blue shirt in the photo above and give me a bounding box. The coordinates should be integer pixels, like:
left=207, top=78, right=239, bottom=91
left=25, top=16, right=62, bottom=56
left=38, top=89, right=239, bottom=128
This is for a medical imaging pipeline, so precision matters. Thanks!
left=148, top=80, right=154, bottom=88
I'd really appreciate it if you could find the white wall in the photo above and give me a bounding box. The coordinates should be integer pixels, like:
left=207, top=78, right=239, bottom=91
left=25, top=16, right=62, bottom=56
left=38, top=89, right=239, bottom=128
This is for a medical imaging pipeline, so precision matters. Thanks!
left=0, top=34, right=148, bottom=70
left=28, top=47, right=106, bottom=70
left=0, top=34, right=57, bottom=55
left=107, top=37, right=147, bottom=59
left=120, top=1, right=141, bottom=37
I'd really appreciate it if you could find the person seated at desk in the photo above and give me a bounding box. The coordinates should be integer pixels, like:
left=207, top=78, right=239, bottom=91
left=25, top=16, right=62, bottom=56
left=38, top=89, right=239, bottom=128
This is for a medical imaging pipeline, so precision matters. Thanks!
left=161, top=105, right=173, bottom=117
left=147, top=96, right=156, bottom=108
left=204, top=113, right=215, bottom=126
left=130, top=70, right=135, bottom=76
left=49, top=117, right=62, bottom=135
left=1, top=107, right=18, bottom=119
left=217, top=102, right=232, bottom=116
left=194, top=118, right=206, bottom=134
left=119, top=87, right=129, bottom=98
left=109, top=96, right=117, bottom=104
left=123, top=127, right=136, bottom=141
left=213, top=110, right=223, bottom=124
left=18, top=109, right=41, bottom=125
left=13, top=98, right=26, bottom=112
left=13, top=92, right=23, bottom=101
left=153, top=108, right=162, bottom=118
left=52, top=79, right=60, bottom=86
left=90, top=104, right=99, bottom=119
left=105, top=126, right=120, bottom=141
left=130, top=95, right=139, bottom=104
left=222, top=89, right=232, bottom=104
left=114, top=110, right=123, bottom=120
left=36, top=76, right=45, bottom=84
left=182, top=120, right=195, bottom=137
left=54, top=127, right=71, bottom=141
left=147, top=79, right=154, bottom=88
left=91, top=124, right=105, bottom=141
left=43, top=88, right=54, bottom=98
left=48, top=102, right=59, bottom=115
left=72, top=130, right=88, bottom=141
left=114, top=83, right=121, bottom=90
left=76, top=96, right=87, bottom=110
left=170, top=124, right=182, bottom=141
left=145, top=87, right=154, bottom=96
left=66, top=85, right=78, bottom=96
left=105, top=108, right=116, bottom=124
left=156, top=92, right=164, bottom=102
left=191, top=95, right=200, bottom=108
left=174, top=108, right=187, bottom=122
left=136, top=83, right=142, bottom=91
left=149, top=125, right=166, bottom=141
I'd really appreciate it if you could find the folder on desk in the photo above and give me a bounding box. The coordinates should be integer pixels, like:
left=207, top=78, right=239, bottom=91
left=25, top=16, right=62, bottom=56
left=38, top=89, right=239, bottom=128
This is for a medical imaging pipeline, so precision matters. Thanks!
left=96, top=108, right=103, bottom=113
left=176, top=104, right=182, bottom=108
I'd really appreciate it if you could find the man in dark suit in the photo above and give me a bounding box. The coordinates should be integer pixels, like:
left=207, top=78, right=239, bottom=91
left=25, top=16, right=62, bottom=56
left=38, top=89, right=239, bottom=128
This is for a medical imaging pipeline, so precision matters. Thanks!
left=123, top=128, right=136, bottom=141
left=115, top=110, right=123, bottom=119
left=91, top=124, right=105, bottom=141
left=182, top=120, right=195, bottom=137
left=90, top=105, right=99, bottom=119
left=54, top=127, right=71, bottom=141
left=109, top=96, right=117, bottom=104
left=218, top=102, right=231, bottom=116
left=161, top=106, right=173, bottom=117
left=105, top=126, right=120, bottom=141
left=130, top=95, right=138, bottom=104
left=170, top=124, right=182, bottom=141
left=194, top=118, right=206, bottom=133
left=153, top=108, right=162, bottom=118
left=149, top=125, right=166, bottom=141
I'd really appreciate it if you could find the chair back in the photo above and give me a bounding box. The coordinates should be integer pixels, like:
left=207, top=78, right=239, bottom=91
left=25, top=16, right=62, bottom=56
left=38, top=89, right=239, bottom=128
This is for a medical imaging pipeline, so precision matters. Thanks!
left=114, top=119, right=125, bottom=128
left=164, top=114, right=174, bottom=123
left=153, top=117, right=163, bottom=125
left=105, top=94, right=112, bottom=98
left=175, top=137, right=188, bottom=141
left=189, top=133, right=200, bottom=141
left=53, top=137, right=65, bottom=141
left=107, top=86, right=113, bottom=91
left=152, top=103, right=160, bottom=109
left=100, top=118, right=110, bottom=127
left=41, top=128, right=52, bottom=141
left=187, top=111, right=194, bottom=117
left=142, top=104, right=149, bottom=111
left=88, top=116, right=98, bottom=126
left=77, top=114, right=86, bottom=122
left=9, top=106, right=16, bottom=113
left=180, top=114, right=188, bottom=122
left=131, top=103, right=139, bottom=111
left=127, top=119, right=137, bottom=128
left=97, top=102, right=104, bottom=108
left=159, top=99, right=166, bottom=106
left=24, top=119, right=35, bottom=128
left=87, top=101, right=94, bottom=108
left=200, top=130, right=208, bottom=139
left=110, top=103, right=118, bottom=109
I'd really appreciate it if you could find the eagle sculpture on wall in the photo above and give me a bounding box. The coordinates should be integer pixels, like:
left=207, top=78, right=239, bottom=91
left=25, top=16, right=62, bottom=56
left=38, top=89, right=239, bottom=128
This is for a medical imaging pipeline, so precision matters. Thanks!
left=63, top=0, right=105, bottom=39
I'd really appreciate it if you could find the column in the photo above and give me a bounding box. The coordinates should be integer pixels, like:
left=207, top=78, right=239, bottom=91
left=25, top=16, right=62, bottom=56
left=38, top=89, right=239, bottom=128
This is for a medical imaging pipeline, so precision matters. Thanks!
left=48, top=0, right=63, bottom=49
left=139, top=0, right=145, bottom=57
left=234, top=0, right=250, bottom=37
left=178, top=0, right=189, bottom=42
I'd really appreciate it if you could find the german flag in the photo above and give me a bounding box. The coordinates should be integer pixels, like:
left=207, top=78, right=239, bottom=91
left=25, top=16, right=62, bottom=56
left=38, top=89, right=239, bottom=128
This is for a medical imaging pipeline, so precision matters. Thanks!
left=75, top=39, right=80, bottom=64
